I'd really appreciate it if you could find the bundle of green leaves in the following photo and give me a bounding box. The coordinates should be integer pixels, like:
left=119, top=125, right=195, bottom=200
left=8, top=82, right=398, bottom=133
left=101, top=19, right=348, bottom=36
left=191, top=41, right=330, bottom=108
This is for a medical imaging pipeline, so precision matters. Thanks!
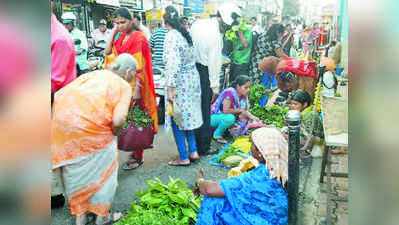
left=122, top=106, right=154, bottom=130
left=116, top=177, right=202, bottom=225
left=249, top=105, right=289, bottom=128
left=248, top=84, right=275, bottom=107
left=225, top=21, right=249, bottom=41
left=217, top=146, right=247, bottom=162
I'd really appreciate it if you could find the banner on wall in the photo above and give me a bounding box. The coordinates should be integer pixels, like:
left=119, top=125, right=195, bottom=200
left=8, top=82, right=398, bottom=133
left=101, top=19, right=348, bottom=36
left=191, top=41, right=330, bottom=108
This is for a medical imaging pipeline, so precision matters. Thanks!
left=96, top=0, right=120, bottom=7
left=184, top=0, right=204, bottom=14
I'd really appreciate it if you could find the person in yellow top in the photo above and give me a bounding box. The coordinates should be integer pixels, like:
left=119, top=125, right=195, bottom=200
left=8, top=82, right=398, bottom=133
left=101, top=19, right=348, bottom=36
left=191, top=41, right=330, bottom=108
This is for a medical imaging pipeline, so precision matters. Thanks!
left=51, top=54, right=138, bottom=225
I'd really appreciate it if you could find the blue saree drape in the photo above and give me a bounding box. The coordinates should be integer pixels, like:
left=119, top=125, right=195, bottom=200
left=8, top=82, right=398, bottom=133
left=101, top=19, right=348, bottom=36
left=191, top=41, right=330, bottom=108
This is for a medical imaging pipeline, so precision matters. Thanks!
left=196, top=164, right=288, bottom=225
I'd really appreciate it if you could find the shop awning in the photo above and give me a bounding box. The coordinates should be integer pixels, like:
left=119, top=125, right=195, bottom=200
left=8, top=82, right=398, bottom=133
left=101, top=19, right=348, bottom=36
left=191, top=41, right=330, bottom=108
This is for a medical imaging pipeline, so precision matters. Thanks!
left=95, top=0, right=120, bottom=7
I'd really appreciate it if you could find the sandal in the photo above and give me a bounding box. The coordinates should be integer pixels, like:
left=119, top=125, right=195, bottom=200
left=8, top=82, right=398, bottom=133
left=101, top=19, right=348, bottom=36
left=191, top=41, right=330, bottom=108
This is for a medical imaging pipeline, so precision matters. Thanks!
left=95, top=212, right=126, bottom=225
left=168, top=158, right=191, bottom=167
left=213, top=137, right=228, bottom=144
left=189, top=153, right=200, bottom=162
left=123, top=158, right=143, bottom=171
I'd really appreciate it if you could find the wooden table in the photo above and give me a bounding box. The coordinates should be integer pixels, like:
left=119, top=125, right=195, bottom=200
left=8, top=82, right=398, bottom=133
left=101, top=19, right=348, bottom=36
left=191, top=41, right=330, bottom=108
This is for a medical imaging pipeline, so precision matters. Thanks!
left=319, top=83, right=348, bottom=225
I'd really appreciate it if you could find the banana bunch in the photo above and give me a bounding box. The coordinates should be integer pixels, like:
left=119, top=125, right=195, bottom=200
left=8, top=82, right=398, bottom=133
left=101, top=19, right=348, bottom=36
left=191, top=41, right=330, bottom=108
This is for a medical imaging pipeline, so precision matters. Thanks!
left=227, top=156, right=259, bottom=178
left=313, top=82, right=322, bottom=113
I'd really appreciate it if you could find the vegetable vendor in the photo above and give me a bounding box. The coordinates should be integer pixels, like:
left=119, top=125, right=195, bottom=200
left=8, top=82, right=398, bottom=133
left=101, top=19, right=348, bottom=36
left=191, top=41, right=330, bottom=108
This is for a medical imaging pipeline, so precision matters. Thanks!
left=259, top=56, right=318, bottom=104
left=195, top=127, right=288, bottom=225
left=288, top=89, right=324, bottom=156
left=210, top=75, right=259, bottom=144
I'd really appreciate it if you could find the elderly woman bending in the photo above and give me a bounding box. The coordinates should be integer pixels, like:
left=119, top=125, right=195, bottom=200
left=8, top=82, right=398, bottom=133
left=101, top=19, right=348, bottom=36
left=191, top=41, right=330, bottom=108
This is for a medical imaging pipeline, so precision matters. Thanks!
left=51, top=54, right=139, bottom=225
left=195, top=127, right=288, bottom=225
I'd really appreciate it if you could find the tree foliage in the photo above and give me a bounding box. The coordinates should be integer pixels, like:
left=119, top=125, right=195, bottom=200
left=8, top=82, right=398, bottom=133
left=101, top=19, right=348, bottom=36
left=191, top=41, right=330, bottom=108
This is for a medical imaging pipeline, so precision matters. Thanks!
left=282, top=0, right=300, bottom=18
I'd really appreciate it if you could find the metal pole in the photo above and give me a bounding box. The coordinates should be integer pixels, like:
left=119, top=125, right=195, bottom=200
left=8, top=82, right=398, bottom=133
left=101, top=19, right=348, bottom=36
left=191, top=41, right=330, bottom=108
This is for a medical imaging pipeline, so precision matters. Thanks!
left=286, top=110, right=302, bottom=225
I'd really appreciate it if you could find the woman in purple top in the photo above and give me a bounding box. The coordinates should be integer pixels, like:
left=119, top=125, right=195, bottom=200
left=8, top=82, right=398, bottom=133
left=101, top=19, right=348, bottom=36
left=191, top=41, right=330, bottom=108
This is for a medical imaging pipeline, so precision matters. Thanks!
left=210, top=75, right=259, bottom=144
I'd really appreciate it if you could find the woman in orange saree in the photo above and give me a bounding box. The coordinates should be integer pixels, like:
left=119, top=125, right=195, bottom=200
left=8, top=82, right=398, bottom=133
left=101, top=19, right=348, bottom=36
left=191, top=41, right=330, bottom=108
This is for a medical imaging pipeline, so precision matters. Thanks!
left=106, top=7, right=158, bottom=170
left=51, top=54, right=138, bottom=225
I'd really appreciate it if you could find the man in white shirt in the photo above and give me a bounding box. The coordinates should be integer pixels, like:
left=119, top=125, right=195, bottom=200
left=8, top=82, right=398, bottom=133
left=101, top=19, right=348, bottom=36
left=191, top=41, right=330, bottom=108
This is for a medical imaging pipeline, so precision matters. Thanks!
left=191, top=3, right=241, bottom=155
left=133, top=13, right=151, bottom=40
left=249, top=17, right=262, bottom=34
left=91, top=19, right=112, bottom=47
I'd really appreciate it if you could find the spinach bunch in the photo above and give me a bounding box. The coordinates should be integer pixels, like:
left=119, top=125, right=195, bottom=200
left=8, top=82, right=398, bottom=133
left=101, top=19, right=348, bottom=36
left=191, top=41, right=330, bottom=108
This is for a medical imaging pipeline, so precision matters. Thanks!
left=122, top=106, right=154, bottom=130
left=116, top=177, right=202, bottom=225
left=248, top=84, right=274, bottom=107
left=217, top=146, right=247, bottom=162
left=249, top=105, right=289, bottom=128
left=116, top=208, right=178, bottom=225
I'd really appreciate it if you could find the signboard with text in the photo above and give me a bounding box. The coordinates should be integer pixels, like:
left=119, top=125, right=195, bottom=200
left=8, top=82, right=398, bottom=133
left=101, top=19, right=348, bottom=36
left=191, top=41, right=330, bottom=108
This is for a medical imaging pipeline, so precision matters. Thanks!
left=184, top=0, right=204, bottom=14
left=95, top=0, right=120, bottom=7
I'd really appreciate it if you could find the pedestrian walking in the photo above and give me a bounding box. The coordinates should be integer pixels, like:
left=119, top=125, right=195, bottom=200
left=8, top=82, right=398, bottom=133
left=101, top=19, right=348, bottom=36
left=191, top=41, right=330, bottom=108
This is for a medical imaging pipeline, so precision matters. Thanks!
left=61, top=12, right=90, bottom=76
left=226, top=19, right=253, bottom=83
left=106, top=7, right=158, bottom=170
left=91, top=19, right=112, bottom=47
left=249, top=24, right=287, bottom=85
left=50, top=11, right=77, bottom=210
left=150, top=23, right=169, bottom=124
left=162, top=6, right=202, bottom=166
left=282, top=24, right=294, bottom=56
left=190, top=2, right=241, bottom=155
left=133, top=13, right=151, bottom=40
left=51, top=54, right=137, bottom=225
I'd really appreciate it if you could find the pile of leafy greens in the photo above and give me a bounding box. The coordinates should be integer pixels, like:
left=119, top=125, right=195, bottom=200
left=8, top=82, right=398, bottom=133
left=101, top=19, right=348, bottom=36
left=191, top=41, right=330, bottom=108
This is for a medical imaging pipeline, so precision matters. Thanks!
left=248, top=84, right=275, bottom=107
left=217, top=146, right=248, bottom=162
left=122, top=106, right=154, bottom=130
left=116, top=177, right=202, bottom=225
left=249, top=105, right=289, bottom=128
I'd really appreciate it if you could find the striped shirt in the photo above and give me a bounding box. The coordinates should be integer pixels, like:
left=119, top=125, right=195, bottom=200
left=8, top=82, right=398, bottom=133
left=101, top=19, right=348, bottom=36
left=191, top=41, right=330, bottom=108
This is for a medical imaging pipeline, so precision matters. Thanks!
left=149, top=27, right=168, bottom=72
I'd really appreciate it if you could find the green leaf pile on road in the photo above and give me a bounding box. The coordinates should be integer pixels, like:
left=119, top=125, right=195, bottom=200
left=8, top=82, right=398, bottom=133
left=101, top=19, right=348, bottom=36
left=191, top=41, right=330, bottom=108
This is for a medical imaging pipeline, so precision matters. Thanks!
left=249, top=105, right=289, bottom=128
left=122, top=106, right=154, bottom=130
left=116, top=177, right=202, bottom=225
left=217, top=146, right=248, bottom=167
left=248, top=84, right=275, bottom=106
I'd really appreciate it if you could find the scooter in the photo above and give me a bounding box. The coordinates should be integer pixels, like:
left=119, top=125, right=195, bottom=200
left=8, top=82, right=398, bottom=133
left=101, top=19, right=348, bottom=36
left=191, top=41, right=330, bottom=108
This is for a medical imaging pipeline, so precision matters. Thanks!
left=153, top=67, right=166, bottom=125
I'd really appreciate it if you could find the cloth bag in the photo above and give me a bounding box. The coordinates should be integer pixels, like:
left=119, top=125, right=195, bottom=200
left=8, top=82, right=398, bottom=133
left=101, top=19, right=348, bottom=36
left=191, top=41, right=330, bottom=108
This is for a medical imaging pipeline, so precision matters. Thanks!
left=172, top=101, right=183, bottom=128
left=118, top=101, right=154, bottom=152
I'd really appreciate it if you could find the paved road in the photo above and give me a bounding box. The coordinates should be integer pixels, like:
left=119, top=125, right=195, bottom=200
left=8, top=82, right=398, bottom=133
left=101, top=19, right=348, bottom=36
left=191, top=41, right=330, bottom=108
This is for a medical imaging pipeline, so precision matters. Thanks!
left=51, top=125, right=228, bottom=225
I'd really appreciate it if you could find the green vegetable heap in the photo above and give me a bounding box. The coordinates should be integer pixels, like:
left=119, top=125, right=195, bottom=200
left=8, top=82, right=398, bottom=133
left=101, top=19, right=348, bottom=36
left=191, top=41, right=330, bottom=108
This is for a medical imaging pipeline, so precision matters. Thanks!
left=217, top=146, right=247, bottom=162
left=122, top=106, right=154, bottom=130
left=249, top=105, right=289, bottom=128
left=248, top=84, right=275, bottom=107
left=116, top=177, right=202, bottom=225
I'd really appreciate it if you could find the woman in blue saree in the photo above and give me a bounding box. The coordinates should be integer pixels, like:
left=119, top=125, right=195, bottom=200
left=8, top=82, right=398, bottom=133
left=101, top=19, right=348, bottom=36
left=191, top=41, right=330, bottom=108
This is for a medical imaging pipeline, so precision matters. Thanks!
left=195, top=127, right=288, bottom=225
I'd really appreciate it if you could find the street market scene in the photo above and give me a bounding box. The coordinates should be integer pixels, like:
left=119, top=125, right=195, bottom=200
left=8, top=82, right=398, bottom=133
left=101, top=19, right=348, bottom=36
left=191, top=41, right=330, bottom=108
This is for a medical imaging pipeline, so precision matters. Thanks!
left=51, top=0, right=348, bottom=224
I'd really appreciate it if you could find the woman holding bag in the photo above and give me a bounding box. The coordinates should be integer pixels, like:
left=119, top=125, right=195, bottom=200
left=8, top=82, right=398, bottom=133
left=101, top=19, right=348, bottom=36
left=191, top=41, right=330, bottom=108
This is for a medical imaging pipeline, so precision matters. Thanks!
left=106, top=7, right=158, bottom=170
left=51, top=54, right=138, bottom=225
left=163, top=6, right=203, bottom=166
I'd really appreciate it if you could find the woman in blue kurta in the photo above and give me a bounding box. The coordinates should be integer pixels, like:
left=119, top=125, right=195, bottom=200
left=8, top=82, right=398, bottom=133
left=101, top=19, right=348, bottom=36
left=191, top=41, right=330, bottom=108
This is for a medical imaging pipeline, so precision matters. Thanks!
left=195, top=127, right=288, bottom=225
